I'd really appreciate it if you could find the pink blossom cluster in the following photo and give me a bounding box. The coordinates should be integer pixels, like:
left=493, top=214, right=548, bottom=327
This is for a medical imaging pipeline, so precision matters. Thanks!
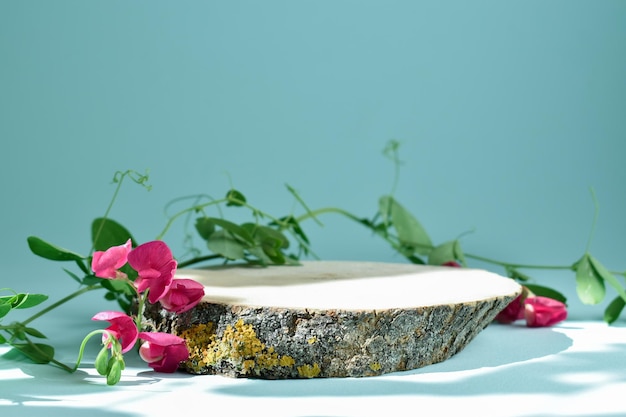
left=91, top=240, right=204, bottom=372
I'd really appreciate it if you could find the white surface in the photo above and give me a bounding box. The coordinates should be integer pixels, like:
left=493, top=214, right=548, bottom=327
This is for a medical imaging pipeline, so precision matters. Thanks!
left=182, top=261, right=522, bottom=309
left=1, top=295, right=625, bottom=417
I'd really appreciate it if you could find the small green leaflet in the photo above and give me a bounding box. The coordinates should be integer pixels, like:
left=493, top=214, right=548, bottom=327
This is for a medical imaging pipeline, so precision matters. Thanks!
left=202, top=217, right=255, bottom=245
left=604, top=296, right=625, bottom=324
left=91, top=218, right=135, bottom=251
left=575, top=254, right=605, bottom=305
left=428, top=240, right=465, bottom=266
left=0, top=293, right=48, bottom=310
left=225, top=189, right=246, bottom=207
left=0, top=302, right=11, bottom=319
left=379, top=195, right=432, bottom=256
left=574, top=253, right=626, bottom=308
left=206, top=230, right=247, bottom=260
left=524, top=284, right=567, bottom=304
left=27, top=236, right=84, bottom=262
left=195, top=217, right=216, bottom=240
left=11, top=343, right=55, bottom=364
left=589, top=255, right=626, bottom=305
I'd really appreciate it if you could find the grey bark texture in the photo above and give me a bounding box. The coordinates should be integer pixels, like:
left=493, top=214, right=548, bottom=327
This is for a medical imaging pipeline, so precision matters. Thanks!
left=141, top=262, right=521, bottom=379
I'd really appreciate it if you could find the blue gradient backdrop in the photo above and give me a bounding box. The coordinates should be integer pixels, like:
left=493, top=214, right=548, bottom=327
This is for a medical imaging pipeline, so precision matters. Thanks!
left=2, top=1, right=625, bottom=319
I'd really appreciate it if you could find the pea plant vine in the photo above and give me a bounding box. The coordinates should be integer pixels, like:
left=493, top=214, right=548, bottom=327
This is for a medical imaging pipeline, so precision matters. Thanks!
left=2, top=140, right=626, bottom=373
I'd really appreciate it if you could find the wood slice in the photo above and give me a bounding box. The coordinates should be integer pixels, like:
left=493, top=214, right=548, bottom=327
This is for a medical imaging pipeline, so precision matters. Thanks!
left=142, top=261, right=522, bottom=379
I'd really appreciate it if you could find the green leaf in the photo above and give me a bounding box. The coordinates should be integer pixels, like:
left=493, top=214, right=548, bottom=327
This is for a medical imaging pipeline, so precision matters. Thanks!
left=575, top=254, right=605, bottom=305
left=225, top=189, right=246, bottom=207
left=246, top=246, right=273, bottom=264
left=91, top=218, right=135, bottom=251
left=117, top=298, right=131, bottom=314
left=195, top=217, right=216, bottom=240
left=379, top=196, right=432, bottom=255
left=206, top=230, right=247, bottom=260
left=0, top=296, right=17, bottom=307
left=243, top=224, right=290, bottom=249
left=14, top=294, right=48, bottom=309
left=0, top=334, right=6, bottom=344
left=589, top=255, right=626, bottom=305
left=27, top=236, right=84, bottom=262
left=81, top=275, right=102, bottom=286
left=428, top=241, right=456, bottom=265
left=604, top=296, right=625, bottom=324
left=63, top=268, right=83, bottom=285
left=261, top=242, right=286, bottom=264
left=453, top=240, right=466, bottom=266
left=11, top=343, right=55, bottom=364
left=281, top=215, right=310, bottom=245
left=23, top=327, right=47, bottom=339
left=241, top=223, right=290, bottom=264
left=405, top=254, right=426, bottom=265
left=100, top=279, right=134, bottom=296
left=0, top=293, right=48, bottom=310
left=205, top=218, right=255, bottom=245
left=0, top=302, right=11, bottom=319
left=523, top=284, right=567, bottom=304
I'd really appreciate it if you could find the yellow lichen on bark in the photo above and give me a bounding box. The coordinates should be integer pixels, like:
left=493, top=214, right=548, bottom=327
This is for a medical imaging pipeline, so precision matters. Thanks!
left=180, top=319, right=295, bottom=376
left=369, top=362, right=382, bottom=371
left=297, top=363, right=321, bottom=378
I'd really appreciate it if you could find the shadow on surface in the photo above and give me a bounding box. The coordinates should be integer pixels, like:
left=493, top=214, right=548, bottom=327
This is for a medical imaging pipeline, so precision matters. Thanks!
left=0, top=405, right=136, bottom=417
left=210, top=323, right=615, bottom=398
left=0, top=348, right=165, bottom=406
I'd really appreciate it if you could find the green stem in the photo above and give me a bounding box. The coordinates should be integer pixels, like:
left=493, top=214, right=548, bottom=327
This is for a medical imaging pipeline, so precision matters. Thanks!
left=135, top=292, right=146, bottom=332
left=70, top=329, right=109, bottom=372
left=90, top=174, right=127, bottom=255
left=296, top=206, right=582, bottom=273
left=295, top=206, right=364, bottom=224
left=156, top=198, right=228, bottom=240
left=178, top=254, right=223, bottom=269
left=463, top=253, right=574, bottom=271
left=23, top=337, right=75, bottom=372
left=21, top=284, right=102, bottom=326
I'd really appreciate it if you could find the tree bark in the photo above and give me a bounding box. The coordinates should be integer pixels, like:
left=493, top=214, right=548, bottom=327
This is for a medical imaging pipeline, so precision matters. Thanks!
left=142, top=261, right=521, bottom=379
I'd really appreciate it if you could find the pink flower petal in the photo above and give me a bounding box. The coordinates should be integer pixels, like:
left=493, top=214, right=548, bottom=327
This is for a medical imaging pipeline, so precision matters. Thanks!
left=524, top=296, right=567, bottom=327
left=127, top=241, right=177, bottom=302
left=91, top=239, right=132, bottom=279
left=159, top=279, right=205, bottom=314
left=92, top=311, right=138, bottom=353
left=138, top=332, right=189, bottom=373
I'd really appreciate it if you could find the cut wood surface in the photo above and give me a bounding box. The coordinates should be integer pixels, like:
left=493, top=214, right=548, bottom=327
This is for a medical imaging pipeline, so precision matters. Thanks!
left=142, top=261, right=522, bottom=379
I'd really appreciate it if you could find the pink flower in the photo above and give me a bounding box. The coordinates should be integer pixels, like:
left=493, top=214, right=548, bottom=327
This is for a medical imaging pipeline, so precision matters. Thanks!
left=92, top=311, right=138, bottom=353
left=442, top=261, right=461, bottom=267
left=127, top=241, right=177, bottom=303
left=138, top=332, right=189, bottom=373
left=91, top=239, right=132, bottom=279
left=524, top=296, right=568, bottom=327
left=159, top=279, right=205, bottom=314
left=495, top=294, right=525, bottom=324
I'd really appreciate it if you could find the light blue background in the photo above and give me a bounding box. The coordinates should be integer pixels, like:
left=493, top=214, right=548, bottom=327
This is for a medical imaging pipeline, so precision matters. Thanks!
left=2, top=1, right=625, bottom=319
